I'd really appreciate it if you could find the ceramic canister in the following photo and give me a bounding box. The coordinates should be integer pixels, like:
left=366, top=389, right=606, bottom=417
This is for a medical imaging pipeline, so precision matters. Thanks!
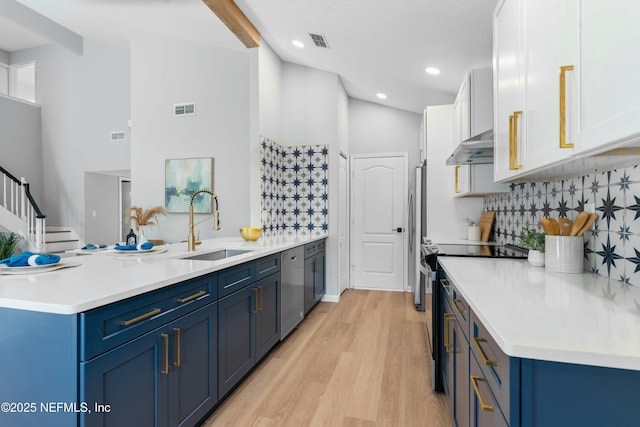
left=545, top=235, right=584, bottom=273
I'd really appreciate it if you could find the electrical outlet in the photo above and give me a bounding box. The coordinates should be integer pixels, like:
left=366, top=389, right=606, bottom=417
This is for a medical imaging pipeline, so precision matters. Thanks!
left=584, top=203, right=595, bottom=213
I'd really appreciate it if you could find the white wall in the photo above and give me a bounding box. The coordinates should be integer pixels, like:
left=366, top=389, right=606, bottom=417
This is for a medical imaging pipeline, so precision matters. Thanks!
left=130, top=31, right=251, bottom=243
left=0, top=95, right=43, bottom=203
left=279, top=62, right=348, bottom=301
left=425, top=105, right=485, bottom=242
left=10, top=39, right=130, bottom=238
left=0, top=49, right=8, bottom=64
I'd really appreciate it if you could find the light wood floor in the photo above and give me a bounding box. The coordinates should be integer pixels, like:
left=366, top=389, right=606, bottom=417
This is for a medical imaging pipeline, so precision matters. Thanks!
left=203, top=289, right=453, bottom=427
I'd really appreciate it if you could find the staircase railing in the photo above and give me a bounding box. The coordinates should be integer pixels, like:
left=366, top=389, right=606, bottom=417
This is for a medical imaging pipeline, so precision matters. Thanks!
left=0, top=166, right=46, bottom=252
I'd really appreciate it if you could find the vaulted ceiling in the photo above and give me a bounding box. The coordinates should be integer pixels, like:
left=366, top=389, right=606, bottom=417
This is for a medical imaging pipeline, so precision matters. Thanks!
left=5, top=0, right=497, bottom=113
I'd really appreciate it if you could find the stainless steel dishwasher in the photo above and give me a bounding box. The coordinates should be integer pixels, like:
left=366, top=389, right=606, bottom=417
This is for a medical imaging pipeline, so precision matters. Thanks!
left=280, top=246, right=305, bottom=340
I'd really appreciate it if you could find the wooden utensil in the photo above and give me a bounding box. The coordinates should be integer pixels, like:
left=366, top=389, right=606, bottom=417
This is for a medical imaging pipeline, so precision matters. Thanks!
left=570, top=212, right=590, bottom=236
left=547, top=218, right=561, bottom=236
left=558, top=218, right=573, bottom=236
left=576, top=213, right=598, bottom=236
left=479, top=211, right=496, bottom=242
left=540, top=218, right=556, bottom=235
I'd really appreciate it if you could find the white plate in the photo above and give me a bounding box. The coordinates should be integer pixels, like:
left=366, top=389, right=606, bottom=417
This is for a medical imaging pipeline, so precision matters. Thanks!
left=0, top=261, right=79, bottom=275
left=0, top=260, right=62, bottom=271
left=106, top=247, right=167, bottom=256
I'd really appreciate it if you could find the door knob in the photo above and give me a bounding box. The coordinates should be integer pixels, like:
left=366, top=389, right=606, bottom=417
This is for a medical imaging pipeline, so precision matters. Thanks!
left=394, top=227, right=404, bottom=233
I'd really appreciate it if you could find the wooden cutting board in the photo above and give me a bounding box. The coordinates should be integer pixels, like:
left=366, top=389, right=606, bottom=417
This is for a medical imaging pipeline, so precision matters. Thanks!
left=479, top=211, right=495, bottom=242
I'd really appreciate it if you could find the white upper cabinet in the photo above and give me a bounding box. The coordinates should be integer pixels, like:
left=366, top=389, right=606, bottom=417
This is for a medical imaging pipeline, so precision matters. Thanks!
left=493, top=0, right=525, bottom=182
left=577, top=1, right=640, bottom=155
left=494, top=0, right=640, bottom=182
left=522, top=0, right=579, bottom=170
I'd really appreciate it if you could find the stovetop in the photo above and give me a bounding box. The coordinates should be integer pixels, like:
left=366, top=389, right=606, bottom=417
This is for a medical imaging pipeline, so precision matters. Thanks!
left=421, top=239, right=528, bottom=259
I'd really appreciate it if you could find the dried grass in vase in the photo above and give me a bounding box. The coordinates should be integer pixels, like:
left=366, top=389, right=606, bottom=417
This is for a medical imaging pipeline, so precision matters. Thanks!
left=125, top=205, right=168, bottom=231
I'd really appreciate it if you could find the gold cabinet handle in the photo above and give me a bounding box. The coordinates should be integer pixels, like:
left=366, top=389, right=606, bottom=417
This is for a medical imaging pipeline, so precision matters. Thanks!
left=559, top=65, right=575, bottom=149
left=258, top=286, right=263, bottom=312
left=455, top=166, right=460, bottom=193
left=161, top=333, right=169, bottom=375
left=470, top=375, right=494, bottom=412
left=472, top=337, right=498, bottom=367
left=452, top=299, right=465, bottom=315
left=178, top=290, right=207, bottom=304
left=444, top=314, right=455, bottom=353
left=120, top=308, right=161, bottom=326
left=512, top=111, right=523, bottom=169
left=508, top=114, right=514, bottom=170
left=172, top=328, right=181, bottom=367
left=252, top=288, right=259, bottom=314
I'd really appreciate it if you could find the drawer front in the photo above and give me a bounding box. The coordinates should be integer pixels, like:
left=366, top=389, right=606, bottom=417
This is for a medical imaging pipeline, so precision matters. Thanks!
left=316, top=240, right=326, bottom=252
left=451, top=287, right=469, bottom=341
left=470, top=351, right=509, bottom=427
left=470, top=311, right=510, bottom=421
left=81, top=274, right=216, bottom=361
left=218, top=261, right=256, bottom=298
left=304, top=243, right=317, bottom=258
left=255, top=253, right=281, bottom=281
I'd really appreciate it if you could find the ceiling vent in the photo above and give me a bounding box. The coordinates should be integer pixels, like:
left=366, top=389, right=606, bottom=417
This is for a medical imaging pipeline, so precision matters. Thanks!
left=110, top=131, right=125, bottom=142
left=174, top=102, right=196, bottom=117
left=309, top=33, right=330, bottom=49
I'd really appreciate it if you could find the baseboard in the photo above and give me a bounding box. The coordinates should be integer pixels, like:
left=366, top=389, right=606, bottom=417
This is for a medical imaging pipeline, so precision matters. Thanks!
left=321, top=295, right=340, bottom=303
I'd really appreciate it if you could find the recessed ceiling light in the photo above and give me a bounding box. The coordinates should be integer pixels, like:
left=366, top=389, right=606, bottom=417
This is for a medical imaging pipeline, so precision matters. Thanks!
left=376, top=93, right=387, bottom=99
left=292, top=40, right=304, bottom=48
left=425, top=67, right=441, bottom=75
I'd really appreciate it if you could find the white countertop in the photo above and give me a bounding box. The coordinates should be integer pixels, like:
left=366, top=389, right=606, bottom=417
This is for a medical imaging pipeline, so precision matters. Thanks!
left=0, top=236, right=325, bottom=315
left=438, top=257, right=640, bottom=371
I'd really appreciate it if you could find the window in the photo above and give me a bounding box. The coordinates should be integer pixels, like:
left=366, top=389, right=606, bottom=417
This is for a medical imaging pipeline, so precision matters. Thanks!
left=10, top=61, right=36, bottom=103
left=0, top=64, right=8, bottom=96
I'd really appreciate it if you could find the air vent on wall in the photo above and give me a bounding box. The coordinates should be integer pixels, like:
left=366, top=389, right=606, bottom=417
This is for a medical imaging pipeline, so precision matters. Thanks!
left=174, top=102, right=196, bottom=116
left=309, top=33, right=330, bottom=49
left=110, top=131, right=125, bottom=142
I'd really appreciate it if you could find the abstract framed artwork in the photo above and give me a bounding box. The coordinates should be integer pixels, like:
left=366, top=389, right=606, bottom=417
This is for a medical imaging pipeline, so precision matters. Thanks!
left=165, top=157, right=214, bottom=213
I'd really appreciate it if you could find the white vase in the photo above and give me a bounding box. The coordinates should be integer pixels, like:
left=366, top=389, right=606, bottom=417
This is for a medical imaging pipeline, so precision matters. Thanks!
left=528, top=249, right=545, bottom=267
left=137, top=227, right=148, bottom=244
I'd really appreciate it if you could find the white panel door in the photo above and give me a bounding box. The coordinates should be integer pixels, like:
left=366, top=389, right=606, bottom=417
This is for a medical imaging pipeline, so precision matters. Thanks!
left=351, top=155, right=406, bottom=291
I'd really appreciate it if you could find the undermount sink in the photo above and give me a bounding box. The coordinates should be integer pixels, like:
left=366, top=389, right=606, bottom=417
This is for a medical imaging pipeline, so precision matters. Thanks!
left=180, top=249, right=253, bottom=261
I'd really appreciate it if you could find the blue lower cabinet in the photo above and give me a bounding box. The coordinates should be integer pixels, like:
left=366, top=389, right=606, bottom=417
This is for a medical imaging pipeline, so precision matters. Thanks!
left=218, top=272, right=281, bottom=398
left=81, top=303, right=218, bottom=427
left=469, top=353, right=508, bottom=427
left=218, top=285, right=256, bottom=397
left=255, top=273, right=280, bottom=361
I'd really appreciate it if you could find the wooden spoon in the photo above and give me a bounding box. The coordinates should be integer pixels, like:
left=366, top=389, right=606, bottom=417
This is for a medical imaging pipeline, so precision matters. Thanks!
left=576, top=213, right=598, bottom=236
left=540, top=218, right=556, bottom=235
left=547, top=218, right=561, bottom=236
left=558, top=218, right=573, bottom=236
left=570, top=212, right=590, bottom=236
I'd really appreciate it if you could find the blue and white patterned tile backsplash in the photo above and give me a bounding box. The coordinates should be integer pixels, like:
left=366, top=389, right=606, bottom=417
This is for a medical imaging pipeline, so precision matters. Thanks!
left=484, top=164, right=640, bottom=286
left=260, top=136, right=328, bottom=239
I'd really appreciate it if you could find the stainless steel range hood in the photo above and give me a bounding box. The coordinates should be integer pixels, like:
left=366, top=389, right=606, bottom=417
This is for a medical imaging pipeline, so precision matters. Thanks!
left=446, top=129, right=494, bottom=165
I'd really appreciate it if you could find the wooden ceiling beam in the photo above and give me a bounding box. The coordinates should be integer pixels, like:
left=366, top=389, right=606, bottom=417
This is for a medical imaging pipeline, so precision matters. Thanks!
left=202, top=0, right=260, bottom=48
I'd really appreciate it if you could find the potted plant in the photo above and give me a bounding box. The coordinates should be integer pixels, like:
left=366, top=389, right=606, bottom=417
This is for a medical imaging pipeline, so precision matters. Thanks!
left=0, top=232, right=21, bottom=259
left=520, top=227, right=545, bottom=266
left=125, top=205, right=167, bottom=243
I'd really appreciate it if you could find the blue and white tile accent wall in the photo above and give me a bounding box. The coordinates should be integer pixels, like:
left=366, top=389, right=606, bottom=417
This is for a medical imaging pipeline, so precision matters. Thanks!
left=484, top=164, right=640, bottom=286
left=260, top=136, right=329, bottom=239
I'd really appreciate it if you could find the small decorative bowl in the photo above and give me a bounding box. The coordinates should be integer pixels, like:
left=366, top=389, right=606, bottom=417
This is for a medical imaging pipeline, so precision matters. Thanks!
left=240, top=227, right=262, bottom=241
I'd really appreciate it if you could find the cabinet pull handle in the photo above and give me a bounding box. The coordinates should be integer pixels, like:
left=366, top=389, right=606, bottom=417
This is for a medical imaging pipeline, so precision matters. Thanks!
left=452, top=299, right=465, bottom=315
left=470, top=375, right=494, bottom=412
left=508, top=114, right=514, bottom=170
left=559, top=65, right=575, bottom=149
left=252, top=288, right=259, bottom=314
left=178, top=290, right=207, bottom=304
left=120, top=308, right=161, bottom=326
left=444, top=314, right=455, bottom=353
left=513, top=111, right=523, bottom=169
left=172, top=328, right=181, bottom=367
left=472, top=337, right=498, bottom=367
left=454, top=166, right=460, bottom=193
left=161, top=333, right=169, bottom=375
left=258, top=286, right=263, bottom=312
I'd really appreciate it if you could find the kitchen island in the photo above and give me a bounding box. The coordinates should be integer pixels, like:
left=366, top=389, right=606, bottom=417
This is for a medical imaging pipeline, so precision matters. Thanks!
left=438, top=257, right=640, bottom=427
left=0, top=236, right=325, bottom=427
